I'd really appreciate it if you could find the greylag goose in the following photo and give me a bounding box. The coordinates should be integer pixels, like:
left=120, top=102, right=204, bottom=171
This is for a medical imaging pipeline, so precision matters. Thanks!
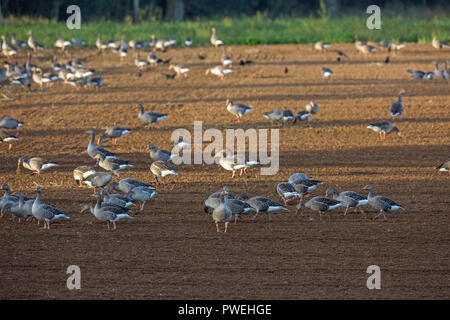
left=434, top=61, right=444, bottom=79
left=263, top=110, right=283, bottom=123
left=101, top=189, right=134, bottom=208
left=87, top=129, right=116, bottom=160
left=137, top=104, right=168, bottom=129
left=1, top=35, right=18, bottom=57
left=214, top=150, right=247, bottom=178
left=98, top=126, right=130, bottom=145
left=314, top=41, right=332, bottom=51
left=305, top=101, right=319, bottom=114
left=437, top=159, right=450, bottom=175
left=168, top=64, right=190, bottom=78
left=0, top=184, right=19, bottom=213
left=0, top=130, right=18, bottom=150
left=221, top=47, right=232, bottom=67
left=212, top=189, right=232, bottom=232
left=288, top=173, right=310, bottom=182
left=127, top=186, right=157, bottom=211
left=390, top=89, right=405, bottom=117
left=282, top=110, right=295, bottom=123
left=173, top=137, right=190, bottom=150
left=0, top=116, right=23, bottom=135
left=210, top=27, right=224, bottom=47
left=203, top=187, right=236, bottom=213
left=11, top=33, right=27, bottom=48
left=432, top=32, right=449, bottom=49
left=82, top=193, right=132, bottom=230
left=184, top=38, right=193, bottom=47
left=227, top=197, right=253, bottom=223
left=17, top=157, right=58, bottom=175
left=119, top=35, right=128, bottom=61
left=290, top=179, right=323, bottom=200
left=246, top=196, right=287, bottom=221
left=391, top=43, right=406, bottom=51
left=27, top=31, right=44, bottom=52
left=147, top=49, right=163, bottom=66
left=73, top=165, right=97, bottom=187
left=147, top=144, right=176, bottom=163
left=367, top=121, right=402, bottom=140
left=87, top=77, right=104, bottom=91
left=150, top=160, right=177, bottom=183
left=135, top=53, right=149, bottom=69
left=363, top=185, right=404, bottom=220
left=82, top=171, right=113, bottom=194
left=93, top=153, right=133, bottom=176
left=276, top=182, right=299, bottom=205
left=1, top=194, right=33, bottom=222
left=354, top=35, right=377, bottom=54
left=54, top=33, right=72, bottom=51
left=443, top=61, right=449, bottom=80
left=109, top=178, right=155, bottom=194
left=293, top=110, right=311, bottom=123
left=96, top=34, right=108, bottom=52
left=226, top=98, right=253, bottom=122
left=325, top=187, right=368, bottom=215
left=407, top=69, right=425, bottom=80
left=205, top=65, right=233, bottom=80
left=321, top=67, right=333, bottom=79
left=296, top=196, right=343, bottom=216
left=32, top=187, right=70, bottom=229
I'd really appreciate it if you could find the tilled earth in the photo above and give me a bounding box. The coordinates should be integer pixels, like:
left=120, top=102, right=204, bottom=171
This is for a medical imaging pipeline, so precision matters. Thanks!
left=0, top=43, right=449, bottom=299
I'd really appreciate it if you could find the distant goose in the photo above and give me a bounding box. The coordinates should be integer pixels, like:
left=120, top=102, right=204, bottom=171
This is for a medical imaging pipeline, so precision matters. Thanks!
left=127, top=186, right=157, bottom=211
left=263, top=110, right=283, bottom=123
left=288, top=173, right=310, bottom=182
left=0, top=116, right=23, bottom=135
left=226, top=98, right=253, bottom=122
left=93, top=153, right=133, bottom=176
left=390, top=89, right=405, bottom=117
left=73, top=165, right=97, bottom=187
left=109, top=179, right=155, bottom=194
left=96, top=34, right=108, bottom=51
left=168, top=64, right=190, bottom=78
left=2, top=194, right=33, bottom=223
left=98, top=126, right=130, bottom=145
left=147, top=50, right=162, bottom=66
left=17, top=157, right=58, bottom=175
left=147, top=143, right=176, bottom=163
left=407, top=69, right=425, bottom=80
left=367, top=120, right=402, bottom=140
left=314, top=41, right=332, bottom=51
left=334, top=49, right=349, bottom=58
left=173, top=137, right=190, bottom=150
left=214, top=150, right=253, bottom=178
left=434, top=61, right=444, bottom=79
left=135, top=53, right=149, bottom=69
left=424, top=72, right=435, bottom=80
left=82, top=193, right=132, bottom=230
left=221, top=47, right=232, bottom=67
left=293, top=110, right=311, bottom=123
left=54, top=33, right=72, bottom=51
left=296, top=196, right=343, bottom=216
left=363, top=185, right=404, bottom=220
left=391, top=43, right=406, bottom=51
left=71, top=36, right=86, bottom=47
left=321, top=67, right=333, bottom=79
left=1, top=35, right=18, bottom=57
left=101, top=189, right=134, bottom=208
left=246, top=196, right=288, bottom=221
left=443, top=61, right=449, bottom=80
left=205, top=65, right=233, bottom=80
left=212, top=189, right=232, bottom=232
left=137, top=104, right=168, bottom=129
left=184, top=38, right=193, bottom=47
left=27, top=31, right=44, bottom=52
left=0, top=129, right=18, bottom=150
left=432, top=32, right=449, bottom=49
left=305, top=101, right=319, bottom=114
left=87, top=129, right=117, bottom=160
left=276, top=182, right=299, bottom=205
left=291, top=179, right=323, bottom=200
left=282, top=110, right=295, bottom=123
left=437, top=159, right=450, bottom=175
left=87, top=77, right=104, bottom=90
left=325, top=188, right=368, bottom=215
left=32, top=187, right=70, bottom=230
left=82, top=171, right=113, bottom=194
left=11, top=33, right=27, bottom=48
left=151, top=160, right=177, bottom=183
left=210, top=27, right=224, bottom=47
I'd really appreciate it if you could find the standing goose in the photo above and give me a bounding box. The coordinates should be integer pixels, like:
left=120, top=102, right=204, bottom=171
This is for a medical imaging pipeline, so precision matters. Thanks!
left=0, top=130, right=18, bottom=150
left=87, top=77, right=104, bottom=91
left=11, top=33, right=27, bottom=48
left=436, top=159, right=450, bottom=175
left=82, top=171, right=113, bottom=194
left=296, top=196, right=343, bottom=216
left=147, top=49, right=163, bottom=66
left=98, top=126, right=131, bottom=145
left=135, top=53, right=149, bottom=69
left=82, top=193, right=132, bottom=230
left=147, top=144, right=176, bottom=163
left=126, top=186, right=157, bottom=211
left=2, top=194, right=33, bottom=222
left=325, top=188, right=359, bottom=216
left=86, top=129, right=116, bottom=160
left=276, top=182, right=299, bottom=205
left=226, top=98, right=253, bottom=122
left=93, top=153, right=133, bottom=176
left=96, top=34, right=108, bottom=52
left=214, top=150, right=247, bottom=178
left=137, top=104, right=168, bottom=129
left=205, top=65, right=233, bottom=80
left=73, top=165, right=96, bottom=187
left=150, top=160, right=177, bottom=183
left=263, top=110, right=283, bottom=123
left=212, top=189, right=232, bottom=232
left=290, top=179, right=323, bottom=201
left=434, top=61, right=445, bottom=79
left=203, top=187, right=236, bottom=214
left=0, top=116, right=23, bottom=135
left=293, top=110, right=311, bottom=123
left=246, top=196, right=288, bottom=221
left=109, top=178, right=155, bottom=194
left=54, top=33, right=72, bottom=51
left=17, top=157, right=58, bottom=175
left=221, top=47, right=233, bottom=67
left=432, top=32, right=449, bottom=49
left=314, top=41, right=332, bottom=51
left=390, top=89, right=405, bottom=117
left=325, top=188, right=368, bottom=215
left=210, top=27, right=224, bottom=48
left=32, top=187, right=70, bottom=230
left=1, top=35, right=18, bottom=57
left=367, top=121, right=402, bottom=140
left=27, top=31, right=44, bottom=52
left=363, top=185, right=405, bottom=220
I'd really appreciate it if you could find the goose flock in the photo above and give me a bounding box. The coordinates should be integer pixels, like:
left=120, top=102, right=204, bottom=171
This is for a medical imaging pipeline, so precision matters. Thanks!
left=0, top=29, right=448, bottom=233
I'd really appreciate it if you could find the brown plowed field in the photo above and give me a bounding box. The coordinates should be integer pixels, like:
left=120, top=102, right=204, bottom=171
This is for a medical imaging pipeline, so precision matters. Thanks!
left=0, top=44, right=449, bottom=299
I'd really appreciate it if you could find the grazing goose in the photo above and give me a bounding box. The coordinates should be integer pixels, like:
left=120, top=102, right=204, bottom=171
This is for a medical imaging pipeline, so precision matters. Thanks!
left=137, top=104, right=168, bottom=129
left=367, top=121, right=402, bottom=140
left=434, top=61, right=444, bottom=79
left=354, top=35, right=377, bottom=54
left=98, top=126, right=130, bottom=145
left=263, top=110, right=283, bottom=123
left=227, top=197, right=253, bottom=223
left=11, top=33, right=27, bottom=48
left=221, top=47, right=233, bottom=67
left=1, top=194, right=34, bottom=222
left=87, top=77, right=104, bottom=91
left=288, top=173, right=310, bottom=182
left=424, top=72, right=435, bottom=80
left=150, top=160, right=177, bottom=183
left=321, top=67, right=333, bottom=79
left=135, top=53, right=149, bottom=69
left=282, top=110, right=295, bottom=123
left=147, top=144, right=176, bottom=163
left=93, top=153, right=133, bottom=176
left=407, top=69, right=425, bottom=80
left=0, top=116, right=23, bottom=135
left=226, top=98, right=253, bottom=122
left=101, top=189, right=134, bottom=208
left=32, top=187, right=70, bottom=230
left=296, top=196, right=343, bottom=216
left=432, top=32, right=449, bottom=49
left=436, top=159, right=450, bottom=175
left=305, top=101, right=319, bottom=114
left=17, top=157, right=58, bottom=175
left=82, top=171, right=113, bottom=194
left=0, top=130, right=18, bottom=150
left=363, top=185, right=404, bottom=220
left=27, top=31, right=44, bottom=52
left=168, top=64, right=190, bottom=78
left=210, top=27, right=224, bottom=47
left=86, top=130, right=116, bottom=160
left=127, top=186, right=157, bottom=211
left=293, top=110, right=311, bottom=123
left=109, top=178, right=155, bottom=194
left=390, top=89, right=405, bottom=117
left=54, top=33, right=72, bottom=51
left=325, top=188, right=368, bottom=214
left=205, top=65, right=233, bottom=80
left=391, top=43, right=406, bottom=51
left=71, top=36, right=86, bottom=47
left=212, top=189, right=232, bottom=232
left=246, top=196, right=288, bottom=221
left=173, top=137, right=190, bottom=150
left=290, top=179, right=323, bottom=200
left=73, top=165, right=97, bottom=187
left=314, top=41, right=332, bottom=51
left=82, top=193, right=132, bottom=230
left=276, top=182, right=299, bottom=205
